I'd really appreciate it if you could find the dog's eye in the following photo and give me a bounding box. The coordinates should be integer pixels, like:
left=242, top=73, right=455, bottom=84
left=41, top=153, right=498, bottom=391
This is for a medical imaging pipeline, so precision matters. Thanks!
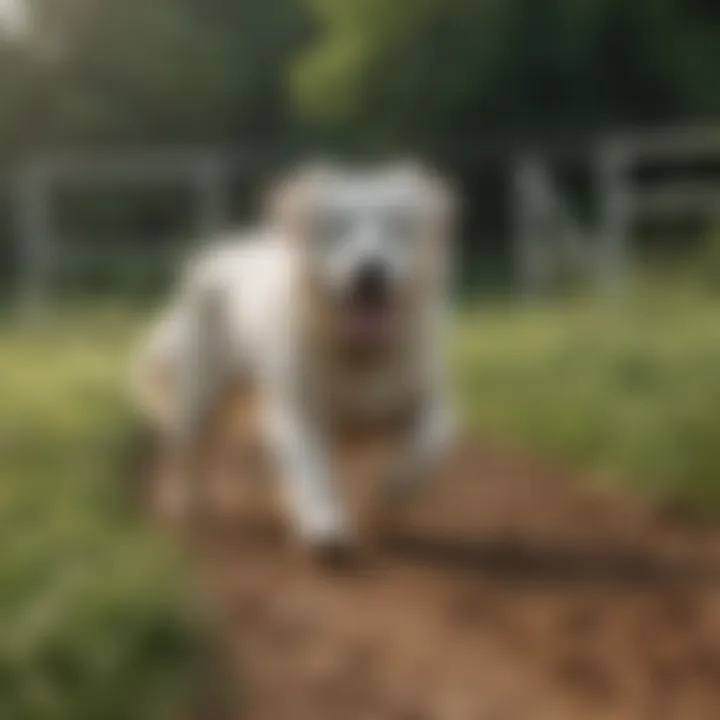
left=311, top=210, right=350, bottom=246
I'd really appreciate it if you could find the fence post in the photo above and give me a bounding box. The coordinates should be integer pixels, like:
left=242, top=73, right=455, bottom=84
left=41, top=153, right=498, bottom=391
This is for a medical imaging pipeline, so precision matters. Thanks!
left=596, top=141, right=632, bottom=292
left=13, top=162, right=53, bottom=323
left=512, top=155, right=551, bottom=299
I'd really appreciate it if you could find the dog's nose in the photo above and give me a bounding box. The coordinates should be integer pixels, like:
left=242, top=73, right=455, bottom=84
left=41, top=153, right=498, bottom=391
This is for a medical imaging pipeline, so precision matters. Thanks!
left=351, top=261, right=390, bottom=307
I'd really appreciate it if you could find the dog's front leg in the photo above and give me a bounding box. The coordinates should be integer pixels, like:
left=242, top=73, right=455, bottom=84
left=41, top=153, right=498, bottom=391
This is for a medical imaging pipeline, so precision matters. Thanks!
left=266, top=400, right=351, bottom=549
left=171, top=281, right=231, bottom=520
left=385, top=300, right=456, bottom=497
left=386, top=397, right=456, bottom=500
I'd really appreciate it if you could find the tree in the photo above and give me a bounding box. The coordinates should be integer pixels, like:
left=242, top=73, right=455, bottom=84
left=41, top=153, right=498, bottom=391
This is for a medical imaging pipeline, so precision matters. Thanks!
left=293, top=0, right=720, bottom=146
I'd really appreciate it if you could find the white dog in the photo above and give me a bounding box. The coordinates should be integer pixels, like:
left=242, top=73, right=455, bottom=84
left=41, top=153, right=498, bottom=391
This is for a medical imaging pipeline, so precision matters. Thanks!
left=132, top=161, right=457, bottom=550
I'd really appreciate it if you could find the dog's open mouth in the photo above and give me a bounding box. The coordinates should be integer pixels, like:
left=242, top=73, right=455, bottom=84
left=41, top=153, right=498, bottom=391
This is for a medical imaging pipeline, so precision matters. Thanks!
left=343, top=263, right=396, bottom=346
left=344, top=293, right=395, bottom=345
left=346, top=304, right=393, bottom=345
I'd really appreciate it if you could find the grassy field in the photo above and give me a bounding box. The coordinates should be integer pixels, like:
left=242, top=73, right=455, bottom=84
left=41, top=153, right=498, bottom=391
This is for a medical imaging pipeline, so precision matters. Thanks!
left=456, top=286, right=720, bottom=513
left=2, top=288, right=720, bottom=717
left=0, top=309, right=201, bottom=720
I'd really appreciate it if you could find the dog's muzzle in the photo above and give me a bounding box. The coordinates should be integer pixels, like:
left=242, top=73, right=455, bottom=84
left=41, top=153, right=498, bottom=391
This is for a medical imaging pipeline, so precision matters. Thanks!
left=343, top=260, right=395, bottom=346
left=349, top=260, right=391, bottom=310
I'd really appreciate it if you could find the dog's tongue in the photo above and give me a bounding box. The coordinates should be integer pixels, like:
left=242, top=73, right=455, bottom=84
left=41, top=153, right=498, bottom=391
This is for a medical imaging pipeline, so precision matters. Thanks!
left=348, top=309, right=390, bottom=344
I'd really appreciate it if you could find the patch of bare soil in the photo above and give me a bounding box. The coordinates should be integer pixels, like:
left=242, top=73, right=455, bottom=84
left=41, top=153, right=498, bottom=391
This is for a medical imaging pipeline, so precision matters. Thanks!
left=146, top=422, right=720, bottom=720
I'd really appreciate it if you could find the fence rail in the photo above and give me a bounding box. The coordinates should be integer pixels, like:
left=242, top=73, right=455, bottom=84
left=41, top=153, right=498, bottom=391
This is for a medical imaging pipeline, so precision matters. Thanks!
left=10, top=125, right=720, bottom=315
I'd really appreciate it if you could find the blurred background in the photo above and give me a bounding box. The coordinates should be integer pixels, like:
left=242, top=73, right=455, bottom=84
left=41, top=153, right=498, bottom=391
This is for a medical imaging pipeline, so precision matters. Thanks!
left=3, top=0, right=720, bottom=300
left=3, top=1, right=720, bottom=718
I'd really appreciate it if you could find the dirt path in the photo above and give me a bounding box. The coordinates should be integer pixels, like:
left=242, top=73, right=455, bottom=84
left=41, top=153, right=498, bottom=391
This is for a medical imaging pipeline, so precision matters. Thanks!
left=151, top=434, right=720, bottom=720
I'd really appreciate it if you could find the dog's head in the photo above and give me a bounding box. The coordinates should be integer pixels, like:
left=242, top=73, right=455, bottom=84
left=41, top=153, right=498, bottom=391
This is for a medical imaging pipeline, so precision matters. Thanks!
left=269, top=161, right=457, bottom=347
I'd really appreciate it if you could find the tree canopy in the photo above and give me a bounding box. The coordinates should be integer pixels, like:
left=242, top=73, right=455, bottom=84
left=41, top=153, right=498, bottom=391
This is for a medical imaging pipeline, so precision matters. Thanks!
left=0, top=0, right=718, bottom=157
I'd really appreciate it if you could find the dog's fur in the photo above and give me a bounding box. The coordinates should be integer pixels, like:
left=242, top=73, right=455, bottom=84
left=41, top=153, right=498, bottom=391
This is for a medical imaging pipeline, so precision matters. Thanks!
left=131, top=161, right=458, bottom=547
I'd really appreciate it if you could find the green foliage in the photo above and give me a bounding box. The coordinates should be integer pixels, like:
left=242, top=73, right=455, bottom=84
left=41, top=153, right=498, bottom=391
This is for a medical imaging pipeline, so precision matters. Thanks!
left=1, top=0, right=719, bottom=153
left=295, top=0, right=720, bottom=144
left=0, top=310, right=201, bottom=719
left=3, top=0, right=307, bottom=150
left=455, top=288, right=720, bottom=515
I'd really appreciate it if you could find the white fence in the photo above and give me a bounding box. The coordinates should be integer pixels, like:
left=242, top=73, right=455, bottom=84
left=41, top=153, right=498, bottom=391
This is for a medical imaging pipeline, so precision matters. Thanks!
left=12, top=149, right=235, bottom=319
left=10, top=126, right=720, bottom=316
left=514, top=125, right=720, bottom=297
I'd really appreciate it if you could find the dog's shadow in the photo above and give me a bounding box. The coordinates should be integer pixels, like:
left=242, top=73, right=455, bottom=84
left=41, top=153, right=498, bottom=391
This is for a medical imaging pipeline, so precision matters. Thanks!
left=381, top=530, right=720, bottom=590
left=126, top=423, right=720, bottom=591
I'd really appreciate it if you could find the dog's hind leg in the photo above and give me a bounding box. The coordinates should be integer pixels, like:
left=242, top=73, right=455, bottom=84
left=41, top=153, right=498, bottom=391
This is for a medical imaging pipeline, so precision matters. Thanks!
left=172, top=280, right=234, bottom=523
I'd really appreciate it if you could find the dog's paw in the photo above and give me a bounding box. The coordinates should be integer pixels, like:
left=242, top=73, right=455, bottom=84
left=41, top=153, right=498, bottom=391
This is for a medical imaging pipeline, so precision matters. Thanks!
left=301, top=501, right=348, bottom=539
left=298, top=510, right=362, bottom=571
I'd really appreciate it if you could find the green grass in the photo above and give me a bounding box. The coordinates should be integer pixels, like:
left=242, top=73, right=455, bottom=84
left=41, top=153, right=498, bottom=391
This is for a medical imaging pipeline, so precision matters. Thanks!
left=455, top=287, right=720, bottom=514
left=0, top=308, right=201, bottom=720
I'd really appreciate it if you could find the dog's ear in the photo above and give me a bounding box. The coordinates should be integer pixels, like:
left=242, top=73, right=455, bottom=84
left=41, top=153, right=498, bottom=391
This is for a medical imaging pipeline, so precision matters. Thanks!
left=265, top=161, right=336, bottom=239
left=426, top=169, right=460, bottom=242
left=393, top=159, right=461, bottom=241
